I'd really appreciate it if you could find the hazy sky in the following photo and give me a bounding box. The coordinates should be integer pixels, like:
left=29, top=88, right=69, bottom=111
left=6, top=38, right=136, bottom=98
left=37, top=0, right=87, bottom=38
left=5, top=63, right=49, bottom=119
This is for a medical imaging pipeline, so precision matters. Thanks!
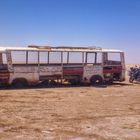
left=0, top=0, right=140, bottom=63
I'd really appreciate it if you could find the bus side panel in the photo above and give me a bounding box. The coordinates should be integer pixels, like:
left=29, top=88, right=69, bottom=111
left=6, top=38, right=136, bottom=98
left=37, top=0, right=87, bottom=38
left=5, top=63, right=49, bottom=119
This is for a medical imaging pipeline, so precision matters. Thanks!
left=39, top=65, right=62, bottom=80
left=9, top=65, right=39, bottom=85
left=83, top=65, right=103, bottom=83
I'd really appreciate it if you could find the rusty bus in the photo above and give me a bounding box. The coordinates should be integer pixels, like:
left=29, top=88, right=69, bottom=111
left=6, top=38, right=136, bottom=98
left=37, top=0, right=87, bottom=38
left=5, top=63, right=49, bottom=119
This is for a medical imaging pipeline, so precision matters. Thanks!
left=0, top=46, right=125, bottom=87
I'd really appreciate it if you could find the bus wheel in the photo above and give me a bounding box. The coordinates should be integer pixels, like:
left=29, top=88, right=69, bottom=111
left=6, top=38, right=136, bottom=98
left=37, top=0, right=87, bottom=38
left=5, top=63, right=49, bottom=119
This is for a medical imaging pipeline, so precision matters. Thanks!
left=90, top=75, right=103, bottom=86
left=12, top=79, right=28, bottom=88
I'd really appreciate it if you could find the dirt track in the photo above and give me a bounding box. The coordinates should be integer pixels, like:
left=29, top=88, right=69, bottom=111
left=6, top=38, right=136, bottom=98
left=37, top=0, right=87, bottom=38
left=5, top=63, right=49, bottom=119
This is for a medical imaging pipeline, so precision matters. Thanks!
left=0, top=81, right=140, bottom=140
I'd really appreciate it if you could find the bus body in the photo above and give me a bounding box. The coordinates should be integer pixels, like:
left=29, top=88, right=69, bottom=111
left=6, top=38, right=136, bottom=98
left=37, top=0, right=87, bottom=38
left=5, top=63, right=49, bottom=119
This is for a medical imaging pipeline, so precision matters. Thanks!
left=0, top=46, right=125, bottom=87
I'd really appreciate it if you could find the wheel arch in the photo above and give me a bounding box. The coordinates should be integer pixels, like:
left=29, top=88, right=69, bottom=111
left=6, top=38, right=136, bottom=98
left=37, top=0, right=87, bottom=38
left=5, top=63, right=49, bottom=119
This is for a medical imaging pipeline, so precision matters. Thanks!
left=11, top=78, right=28, bottom=87
left=90, top=75, right=103, bottom=85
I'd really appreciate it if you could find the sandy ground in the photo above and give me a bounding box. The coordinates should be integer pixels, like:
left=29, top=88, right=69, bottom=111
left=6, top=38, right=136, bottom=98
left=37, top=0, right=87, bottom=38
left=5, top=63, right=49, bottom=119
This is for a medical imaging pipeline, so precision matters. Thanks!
left=0, top=66, right=140, bottom=140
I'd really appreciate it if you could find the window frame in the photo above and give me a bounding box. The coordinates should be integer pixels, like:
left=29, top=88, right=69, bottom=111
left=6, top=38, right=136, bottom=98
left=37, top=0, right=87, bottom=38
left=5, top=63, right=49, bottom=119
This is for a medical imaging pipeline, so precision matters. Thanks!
left=86, top=52, right=96, bottom=64
left=48, top=51, right=62, bottom=64
left=27, top=51, right=39, bottom=64
left=11, top=50, right=27, bottom=65
left=68, top=51, right=83, bottom=64
left=39, top=51, right=49, bottom=65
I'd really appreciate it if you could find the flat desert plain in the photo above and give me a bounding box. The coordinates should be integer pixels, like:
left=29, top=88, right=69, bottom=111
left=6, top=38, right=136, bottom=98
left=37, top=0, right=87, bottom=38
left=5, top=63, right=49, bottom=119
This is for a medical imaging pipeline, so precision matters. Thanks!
left=0, top=65, right=140, bottom=140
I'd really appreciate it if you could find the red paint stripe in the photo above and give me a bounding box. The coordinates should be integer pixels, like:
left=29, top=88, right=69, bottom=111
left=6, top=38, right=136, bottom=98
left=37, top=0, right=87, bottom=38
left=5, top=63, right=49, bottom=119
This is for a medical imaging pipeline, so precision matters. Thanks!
left=103, top=66, right=122, bottom=74
left=103, top=70, right=122, bottom=73
left=63, top=70, right=83, bottom=75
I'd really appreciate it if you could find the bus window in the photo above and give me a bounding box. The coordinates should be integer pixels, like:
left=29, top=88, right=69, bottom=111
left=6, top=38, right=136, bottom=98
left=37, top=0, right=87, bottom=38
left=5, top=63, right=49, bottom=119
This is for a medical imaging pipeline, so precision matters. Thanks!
left=108, top=53, right=121, bottom=61
left=69, top=52, right=83, bottom=64
left=86, top=52, right=96, bottom=64
left=96, top=53, right=102, bottom=64
left=28, top=51, right=38, bottom=64
left=49, top=52, right=61, bottom=64
left=107, top=52, right=121, bottom=65
left=11, top=51, right=26, bottom=64
left=39, top=52, right=48, bottom=64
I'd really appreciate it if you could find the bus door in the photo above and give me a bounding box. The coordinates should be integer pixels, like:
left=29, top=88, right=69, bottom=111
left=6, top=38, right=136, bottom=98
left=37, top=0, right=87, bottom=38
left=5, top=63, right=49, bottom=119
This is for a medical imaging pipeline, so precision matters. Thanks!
left=102, top=52, right=125, bottom=81
left=83, top=52, right=103, bottom=82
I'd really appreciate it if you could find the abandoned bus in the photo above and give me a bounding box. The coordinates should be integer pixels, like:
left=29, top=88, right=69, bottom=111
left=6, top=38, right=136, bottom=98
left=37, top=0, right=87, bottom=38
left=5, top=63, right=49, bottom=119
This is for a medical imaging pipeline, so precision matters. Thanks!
left=0, top=46, right=125, bottom=87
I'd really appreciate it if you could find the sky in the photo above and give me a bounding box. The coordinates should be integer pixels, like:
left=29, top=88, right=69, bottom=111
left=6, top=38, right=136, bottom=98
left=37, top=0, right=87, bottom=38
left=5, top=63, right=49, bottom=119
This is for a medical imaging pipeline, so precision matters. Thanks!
left=0, top=0, right=140, bottom=64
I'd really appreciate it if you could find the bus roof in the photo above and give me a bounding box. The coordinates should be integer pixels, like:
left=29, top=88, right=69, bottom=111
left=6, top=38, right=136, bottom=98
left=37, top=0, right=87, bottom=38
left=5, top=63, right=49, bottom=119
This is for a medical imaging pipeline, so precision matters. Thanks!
left=0, top=46, right=123, bottom=53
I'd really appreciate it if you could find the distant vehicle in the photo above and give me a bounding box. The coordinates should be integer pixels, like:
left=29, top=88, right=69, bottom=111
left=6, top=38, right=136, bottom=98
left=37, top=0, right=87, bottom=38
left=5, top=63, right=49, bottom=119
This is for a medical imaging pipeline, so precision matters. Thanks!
left=0, top=45, right=125, bottom=87
left=128, top=66, right=140, bottom=83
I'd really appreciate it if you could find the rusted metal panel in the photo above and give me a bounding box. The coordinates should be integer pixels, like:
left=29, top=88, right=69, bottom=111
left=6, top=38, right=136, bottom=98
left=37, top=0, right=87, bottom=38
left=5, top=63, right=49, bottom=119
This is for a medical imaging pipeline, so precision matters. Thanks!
left=9, top=65, right=63, bottom=84
left=83, top=65, right=103, bottom=82
left=9, top=72, right=39, bottom=85
left=9, top=65, right=39, bottom=85
left=103, top=66, right=122, bottom=74
left=13, top=66, right=38, bottom=73
left=39, top=66, right=62, bottom=76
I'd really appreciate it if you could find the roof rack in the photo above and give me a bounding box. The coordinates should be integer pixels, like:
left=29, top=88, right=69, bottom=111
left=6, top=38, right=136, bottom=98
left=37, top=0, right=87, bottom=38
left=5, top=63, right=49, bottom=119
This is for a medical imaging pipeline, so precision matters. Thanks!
left=28, top=45, right=52, bottom=49
left=28, top=45, right=102, bottom=50
left=54, top=46, right=102, bottom=50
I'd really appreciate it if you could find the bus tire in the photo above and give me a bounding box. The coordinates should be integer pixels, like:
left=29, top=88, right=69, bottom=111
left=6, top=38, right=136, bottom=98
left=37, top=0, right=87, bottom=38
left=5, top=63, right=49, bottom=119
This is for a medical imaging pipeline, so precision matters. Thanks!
left=12, top=78, right=28, bottom=88
left=90, top=75, right=103, bottom=86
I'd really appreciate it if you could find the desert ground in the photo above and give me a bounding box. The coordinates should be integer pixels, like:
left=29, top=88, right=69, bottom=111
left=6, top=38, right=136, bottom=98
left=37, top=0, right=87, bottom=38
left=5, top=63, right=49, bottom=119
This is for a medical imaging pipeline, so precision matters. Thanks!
left=0, top=65, right=140, bottom=140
